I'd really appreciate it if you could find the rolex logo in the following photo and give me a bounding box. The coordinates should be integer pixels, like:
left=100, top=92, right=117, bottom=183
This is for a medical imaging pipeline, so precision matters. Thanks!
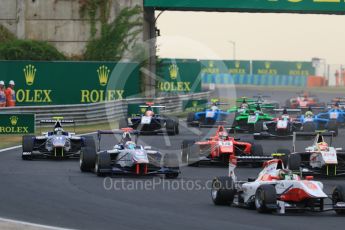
left=97, top=65, right=110, bottom=86
left=297, top=63, right=302, bottom=70
left=169, top=64, right=179, bottom=80
left=235, top=61, right=240, bottom=69
left=10, top=116, right=18, bottom=126
left=265, top=62, right=271, bottom=69
left=192, top=101, right=198, bottom=107
left=23, top=64, right=37, bottom=86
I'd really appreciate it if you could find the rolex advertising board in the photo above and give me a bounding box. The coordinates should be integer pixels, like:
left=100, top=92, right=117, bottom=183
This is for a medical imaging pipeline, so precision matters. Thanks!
left=182, top=99, right=207, bottom=112
left=0, top=61, right=140, bottom=106
left=0, top=114, right=35, bottom=135
left=200, top=60, right=250, bottom=75
left=252, top=61, right=314, bottom=76
left=157, top=60, right=202, bottom=93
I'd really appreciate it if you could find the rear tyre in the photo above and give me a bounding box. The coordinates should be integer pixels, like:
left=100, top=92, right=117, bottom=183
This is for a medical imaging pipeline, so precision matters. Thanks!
left=303, top=122, right=316, bottom=132
left=166, top=119, right=177, bottom=136
left=327, top=119, right=338, bottom=137
left=80, top=136, right=96, bottom=172
left=211, top=176, right=236, bottom=206
left=22, top=135, right=35, bottom=160
left=187, top=112, right=195, bottom=126
left=254, top=121, right=263, bottom=133
left=288, top=154, right=301, bottom=171
left=255, top=185, right=277, bottom=213
left=332, top=185, right=345, bottom=215
left=95, top=152, right=111, bottom=177
left=251, top=143, right=264, bottom=167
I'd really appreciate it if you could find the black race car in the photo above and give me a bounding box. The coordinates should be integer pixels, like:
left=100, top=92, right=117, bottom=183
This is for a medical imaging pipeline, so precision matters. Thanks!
left=22, top=117, right=93, bottom=160
left=121, top=102, right=179, bottom=135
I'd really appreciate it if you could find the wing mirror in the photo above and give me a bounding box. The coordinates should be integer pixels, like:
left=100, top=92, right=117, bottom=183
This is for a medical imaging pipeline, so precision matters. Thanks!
left=144, top=146, right=152, bottom=150
left=234, top=138, right=241, bottom=141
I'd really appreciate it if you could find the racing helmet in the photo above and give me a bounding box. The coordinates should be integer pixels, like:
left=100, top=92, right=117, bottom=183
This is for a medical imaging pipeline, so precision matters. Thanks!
left=278, top=169, right=291, bottom=180
left=54, top=127, right=64, bottom=135
left=145, top=110, right=154, bottom=117
left=305, top=111, right=314, bottom=117
left=125, top=141, right=136, bottom=150
left=318, top=142, right=329, bottom=151
left=218, top=131, right=229, bottom=140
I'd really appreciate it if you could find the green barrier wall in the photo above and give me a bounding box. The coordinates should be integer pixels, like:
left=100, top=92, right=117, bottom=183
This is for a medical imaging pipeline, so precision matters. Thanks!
left=157, top=59, right=202, bottom=93
left=200, top=60, right=250, bottom=75
left=0, top=61, right=140, bottom=106
left=144, top=0, right=345, bottom=14
left=252, top=61, right=314, bottom=76
left=0, top=114, right=35, bottom=135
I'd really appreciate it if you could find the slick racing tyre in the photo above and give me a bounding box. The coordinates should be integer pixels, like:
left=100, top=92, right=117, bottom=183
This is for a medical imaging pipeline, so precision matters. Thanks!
left=327, top=119, right=338, bottom=137
left=332, top=184, right=345, bottom=215
left=254, top=121, right=263, bottom=133
left=22, top=135, right=35, bottom=160
left=255, top=185, right=277, bottom=213
left=95, top=152, right=111, bottom=177
left=303, top=122, right=316, bottom=133
left=187, top=112, right=195, bottom=126
left=288, top=154, right=301, bottom=171
left=80, top=136, right=97, bottom=172
left=166, top=119, right=178, bottom=136
left=211, top=176, right=236, bottom=206
left=251, top=143, right=264, bottom=156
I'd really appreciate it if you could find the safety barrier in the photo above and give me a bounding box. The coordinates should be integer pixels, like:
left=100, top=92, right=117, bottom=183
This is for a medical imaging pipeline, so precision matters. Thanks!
left=202, top=74, right=307, bottom=87
left=0, top=92, right=212, bottom=125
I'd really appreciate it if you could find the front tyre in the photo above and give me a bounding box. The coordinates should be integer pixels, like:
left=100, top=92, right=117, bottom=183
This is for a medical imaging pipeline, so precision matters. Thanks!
left=22, top=135, right=35, bottom=160
left=332, top=184, right=345, bottom=215
left=255, top=185, right=277, bottom=213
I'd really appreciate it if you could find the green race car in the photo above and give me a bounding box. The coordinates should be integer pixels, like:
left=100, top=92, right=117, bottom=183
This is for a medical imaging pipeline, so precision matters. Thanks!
left=228, top=104, right=274, bottom=133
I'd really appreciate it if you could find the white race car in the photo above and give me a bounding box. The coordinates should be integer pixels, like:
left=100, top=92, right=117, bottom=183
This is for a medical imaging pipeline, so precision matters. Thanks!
left=291, top=132, right=345, bottom=177
left=211, top=155, right=345, bottom=214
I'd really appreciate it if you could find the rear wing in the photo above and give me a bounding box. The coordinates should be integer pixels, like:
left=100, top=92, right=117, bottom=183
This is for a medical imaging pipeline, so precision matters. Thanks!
left=97, top=129, right=140, bottom=151
left=39, top=117, right=75, bottom=133
left=292, top=131, right=334, bottom=152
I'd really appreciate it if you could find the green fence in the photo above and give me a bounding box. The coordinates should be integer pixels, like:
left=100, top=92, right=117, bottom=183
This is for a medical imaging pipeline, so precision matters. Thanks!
left=0, top=114, right=35, bottom=135
left=144, top=0, right=345, bottom=14
left=200, top=60, right=250, bottom=75
left=252, top=61, right=314, bottom=76
left=0, top=61, right=140, bottom=106
left=157, top=59, right=202, bottom=93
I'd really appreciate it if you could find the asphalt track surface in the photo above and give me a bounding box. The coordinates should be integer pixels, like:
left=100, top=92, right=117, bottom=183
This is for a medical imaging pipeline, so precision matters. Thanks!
left=1, top=88, right=345, bottom=230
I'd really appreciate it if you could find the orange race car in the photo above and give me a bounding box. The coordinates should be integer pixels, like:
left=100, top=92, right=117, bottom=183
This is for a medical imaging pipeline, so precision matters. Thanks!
left=181, top=126, right=271, bottom=167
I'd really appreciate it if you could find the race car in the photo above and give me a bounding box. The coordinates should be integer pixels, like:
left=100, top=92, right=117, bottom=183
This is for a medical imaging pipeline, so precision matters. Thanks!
left=286, top=92, right=325, bottom=109
left=298, top=108, right=339, bottom=136
left=211, top=154, right=345, bottom=214
left=254, top=108, right=303, bottom=139
left=248, top=94, right=279, bottom=111
left=290, top=132, right=345, bottom=177
left=187, top=99, right=231, bottom=127
left=22, top=117, right=92, bottom=160
left=313, top=103, right=345, bottom=129
left=229, top=104, right=274, bottom=133
left=79, top=128, right=180, bottom=178
left=181, top=126, right=270, bottom=167
left=121, top=102, right=179, bottom=135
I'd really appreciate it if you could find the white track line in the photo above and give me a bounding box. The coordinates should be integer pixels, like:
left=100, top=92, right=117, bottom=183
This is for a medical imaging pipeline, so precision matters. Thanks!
left=0, top=217, right=75, bottom=230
